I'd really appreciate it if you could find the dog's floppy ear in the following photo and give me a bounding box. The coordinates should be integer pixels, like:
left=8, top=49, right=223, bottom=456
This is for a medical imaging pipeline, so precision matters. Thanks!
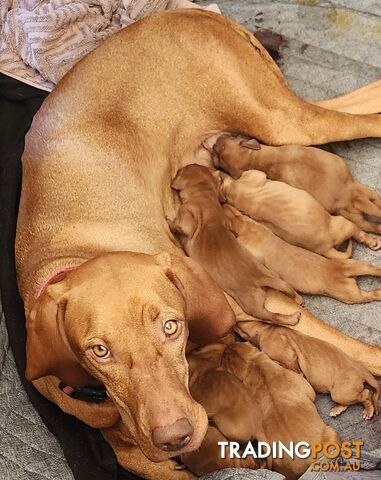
left=156, top=253, right=235, bottom=345
left=168, top=208, right=197, bottom=238
left=210, top=170, right=226, bottom=203
left=240, top=138, right=261, bottom=151
left=25, top=276, right=94, bottom=386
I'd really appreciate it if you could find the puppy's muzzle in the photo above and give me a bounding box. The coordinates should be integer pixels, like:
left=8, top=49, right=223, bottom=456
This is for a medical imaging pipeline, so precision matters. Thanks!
left=152, top=418, right=193, bottom=452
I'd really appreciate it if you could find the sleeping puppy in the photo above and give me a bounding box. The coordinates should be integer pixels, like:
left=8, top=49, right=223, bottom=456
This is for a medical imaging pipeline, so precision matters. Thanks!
left=180, top=343, right=261, bottom=476
left=223, top=204, right=381, bottom=304
left=219, top=169, right=381, bottom=258
left=183, top=342, right=339, bottom=480
left=212, top=134, right=381, bottom=235
left=168, top=164, right=302, bottom=326
left=237, top=321, right=381, bottom=421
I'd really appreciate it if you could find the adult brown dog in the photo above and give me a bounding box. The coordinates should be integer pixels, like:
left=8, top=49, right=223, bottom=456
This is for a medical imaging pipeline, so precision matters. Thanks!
left=15, top=8, right=381, bottom=479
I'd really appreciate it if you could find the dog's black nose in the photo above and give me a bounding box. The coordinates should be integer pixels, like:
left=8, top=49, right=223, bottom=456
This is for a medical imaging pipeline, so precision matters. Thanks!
left=152, top=418, right=193, bottom=452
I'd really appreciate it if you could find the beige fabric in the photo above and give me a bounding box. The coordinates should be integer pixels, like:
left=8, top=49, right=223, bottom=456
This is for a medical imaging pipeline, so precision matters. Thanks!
left=0, top=0, right=219, bottom=91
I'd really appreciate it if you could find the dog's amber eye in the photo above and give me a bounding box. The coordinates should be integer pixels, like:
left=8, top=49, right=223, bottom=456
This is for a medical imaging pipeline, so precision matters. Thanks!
left=92, top=345, right=110, bottom=358
left=164, top=320, right=178, bottom=336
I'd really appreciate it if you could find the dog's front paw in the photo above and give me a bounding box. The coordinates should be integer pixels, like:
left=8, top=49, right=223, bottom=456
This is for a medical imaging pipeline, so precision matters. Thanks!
left=329, top=405, right=348, bottom=417
left=295, top=293, right=304, bottom=306
left=370, top=237, right=381, bottom=251
left=363, top=404, right=376, bottom=421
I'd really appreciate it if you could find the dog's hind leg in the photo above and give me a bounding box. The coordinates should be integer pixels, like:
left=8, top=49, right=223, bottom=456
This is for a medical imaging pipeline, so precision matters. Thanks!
left=339, top=210, right=381, bottom=235
left=258, top=290, right=381, bottom=375
left=333, top=284, right=381, bottom=304
left=311, top=79, right=381, bottom=115
left=329, top=404, right=349, bottom=417
left=203, top=14, right=381, bottom=145
left=352, top=185, right=381, bottom=217
left=344, top=260, right=381, bottom=278
left=359, top=389, right=377, bottom=421
left=352, top=230, right=381, bottom=250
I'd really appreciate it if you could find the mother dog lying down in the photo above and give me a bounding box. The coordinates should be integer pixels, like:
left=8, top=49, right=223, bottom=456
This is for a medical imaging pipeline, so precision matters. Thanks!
left=15, top=8, right=381, bottom=480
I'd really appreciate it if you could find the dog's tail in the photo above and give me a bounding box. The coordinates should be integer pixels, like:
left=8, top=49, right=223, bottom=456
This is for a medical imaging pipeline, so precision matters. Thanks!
left=326, top=239, right=353, bottom=260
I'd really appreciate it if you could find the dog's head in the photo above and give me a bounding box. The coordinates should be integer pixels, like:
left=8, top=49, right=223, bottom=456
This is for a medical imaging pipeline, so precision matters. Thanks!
left=171, top=164, right=225, bottom=202
left=212, top=135, right=261, bottom=179
left=25, top=251, right=235, bottom=461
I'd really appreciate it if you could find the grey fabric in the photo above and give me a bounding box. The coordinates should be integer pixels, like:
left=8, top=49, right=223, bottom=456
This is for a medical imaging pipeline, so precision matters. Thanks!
left=0, top=308, right=74, bottom=480
left=1, top=0, right=381, bottom=479
left=299, top=449, right=381, bottom=479
left=201, top=468, right=285, bottom=479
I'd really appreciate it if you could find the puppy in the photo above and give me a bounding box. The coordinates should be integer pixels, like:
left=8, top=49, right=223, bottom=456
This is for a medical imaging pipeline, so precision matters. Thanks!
left=212, top=134, right=381, bottom=234
left=183, top=342, right=339, bottom=480
left=169, top=164, right=302, bottom=325
left=181, top=343, right=261, bottom=476
left=237, top=321, right=381, bottom=421
left=219, top=169, right=381, bottom=258
left=223, top=204, right=381, bottom=304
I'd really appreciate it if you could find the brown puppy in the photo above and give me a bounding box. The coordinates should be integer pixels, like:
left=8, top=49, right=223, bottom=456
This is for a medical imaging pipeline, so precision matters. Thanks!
left=220, top=169, right=381, bottom=258
left=223, top=205, right=381, bottom=304
left=183, top=342, right=339, bottom=479
left=169, top=164, right=302, bottom=325
left=180, top=425, right=259, bottom=477
left=238, top=322, right=381, bottom=421
left=181, top=343, right=261, bottom=476
left=213, top=134, right=381, bottom=234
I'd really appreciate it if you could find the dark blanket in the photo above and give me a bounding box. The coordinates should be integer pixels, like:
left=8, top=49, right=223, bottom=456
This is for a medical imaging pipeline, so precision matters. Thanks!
left=0, top=73, right=140, bottom=480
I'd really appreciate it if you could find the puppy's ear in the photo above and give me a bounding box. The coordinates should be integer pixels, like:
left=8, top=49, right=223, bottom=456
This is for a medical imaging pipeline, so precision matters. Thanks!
left=210, top=170, right=226, bottom=203
left=169, top=208, right=197, bottom=238
left=25, top=276, right=93, bottom=386
left=222, top=343, right=257, bottom=381
left=240, top=138, right=261, bottom=151
left=171, top=169, right=185, bottom=191
left=156, top=253, right=235, bottom=345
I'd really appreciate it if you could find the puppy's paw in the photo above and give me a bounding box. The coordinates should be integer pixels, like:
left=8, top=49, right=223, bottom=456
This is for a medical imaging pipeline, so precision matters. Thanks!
left=288, top=311, right=301, bottom=326
left=329, top=405, right=348, bottom=417
left=370, top=238, right=381, bottom=251
left=363, top=405, right=375, bottom=421
left=295, top=294, right=304, bottom=306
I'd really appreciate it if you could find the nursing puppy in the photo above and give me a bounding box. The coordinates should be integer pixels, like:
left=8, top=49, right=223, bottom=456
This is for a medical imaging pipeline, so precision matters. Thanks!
left=168, top=164, right=302, bottom=325
left=183, top=342, right=339, bottom=479
left=181, top=343, right=260, bottom=476
left=219, top=170, right=381, bottom=258
left=238, top=321, right=381, bottom=421
left=212, top=134, right=381, bottom=235
left=223, top=205, right=381, bottom=304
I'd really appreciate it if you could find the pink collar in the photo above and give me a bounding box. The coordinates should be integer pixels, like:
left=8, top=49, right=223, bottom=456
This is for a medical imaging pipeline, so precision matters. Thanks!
left=36, top=265, right=79, bottom=299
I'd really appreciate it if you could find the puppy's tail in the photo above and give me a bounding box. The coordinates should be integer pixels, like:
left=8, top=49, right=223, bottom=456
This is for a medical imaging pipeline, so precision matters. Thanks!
left=326, top=239, right=353, bottom=260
